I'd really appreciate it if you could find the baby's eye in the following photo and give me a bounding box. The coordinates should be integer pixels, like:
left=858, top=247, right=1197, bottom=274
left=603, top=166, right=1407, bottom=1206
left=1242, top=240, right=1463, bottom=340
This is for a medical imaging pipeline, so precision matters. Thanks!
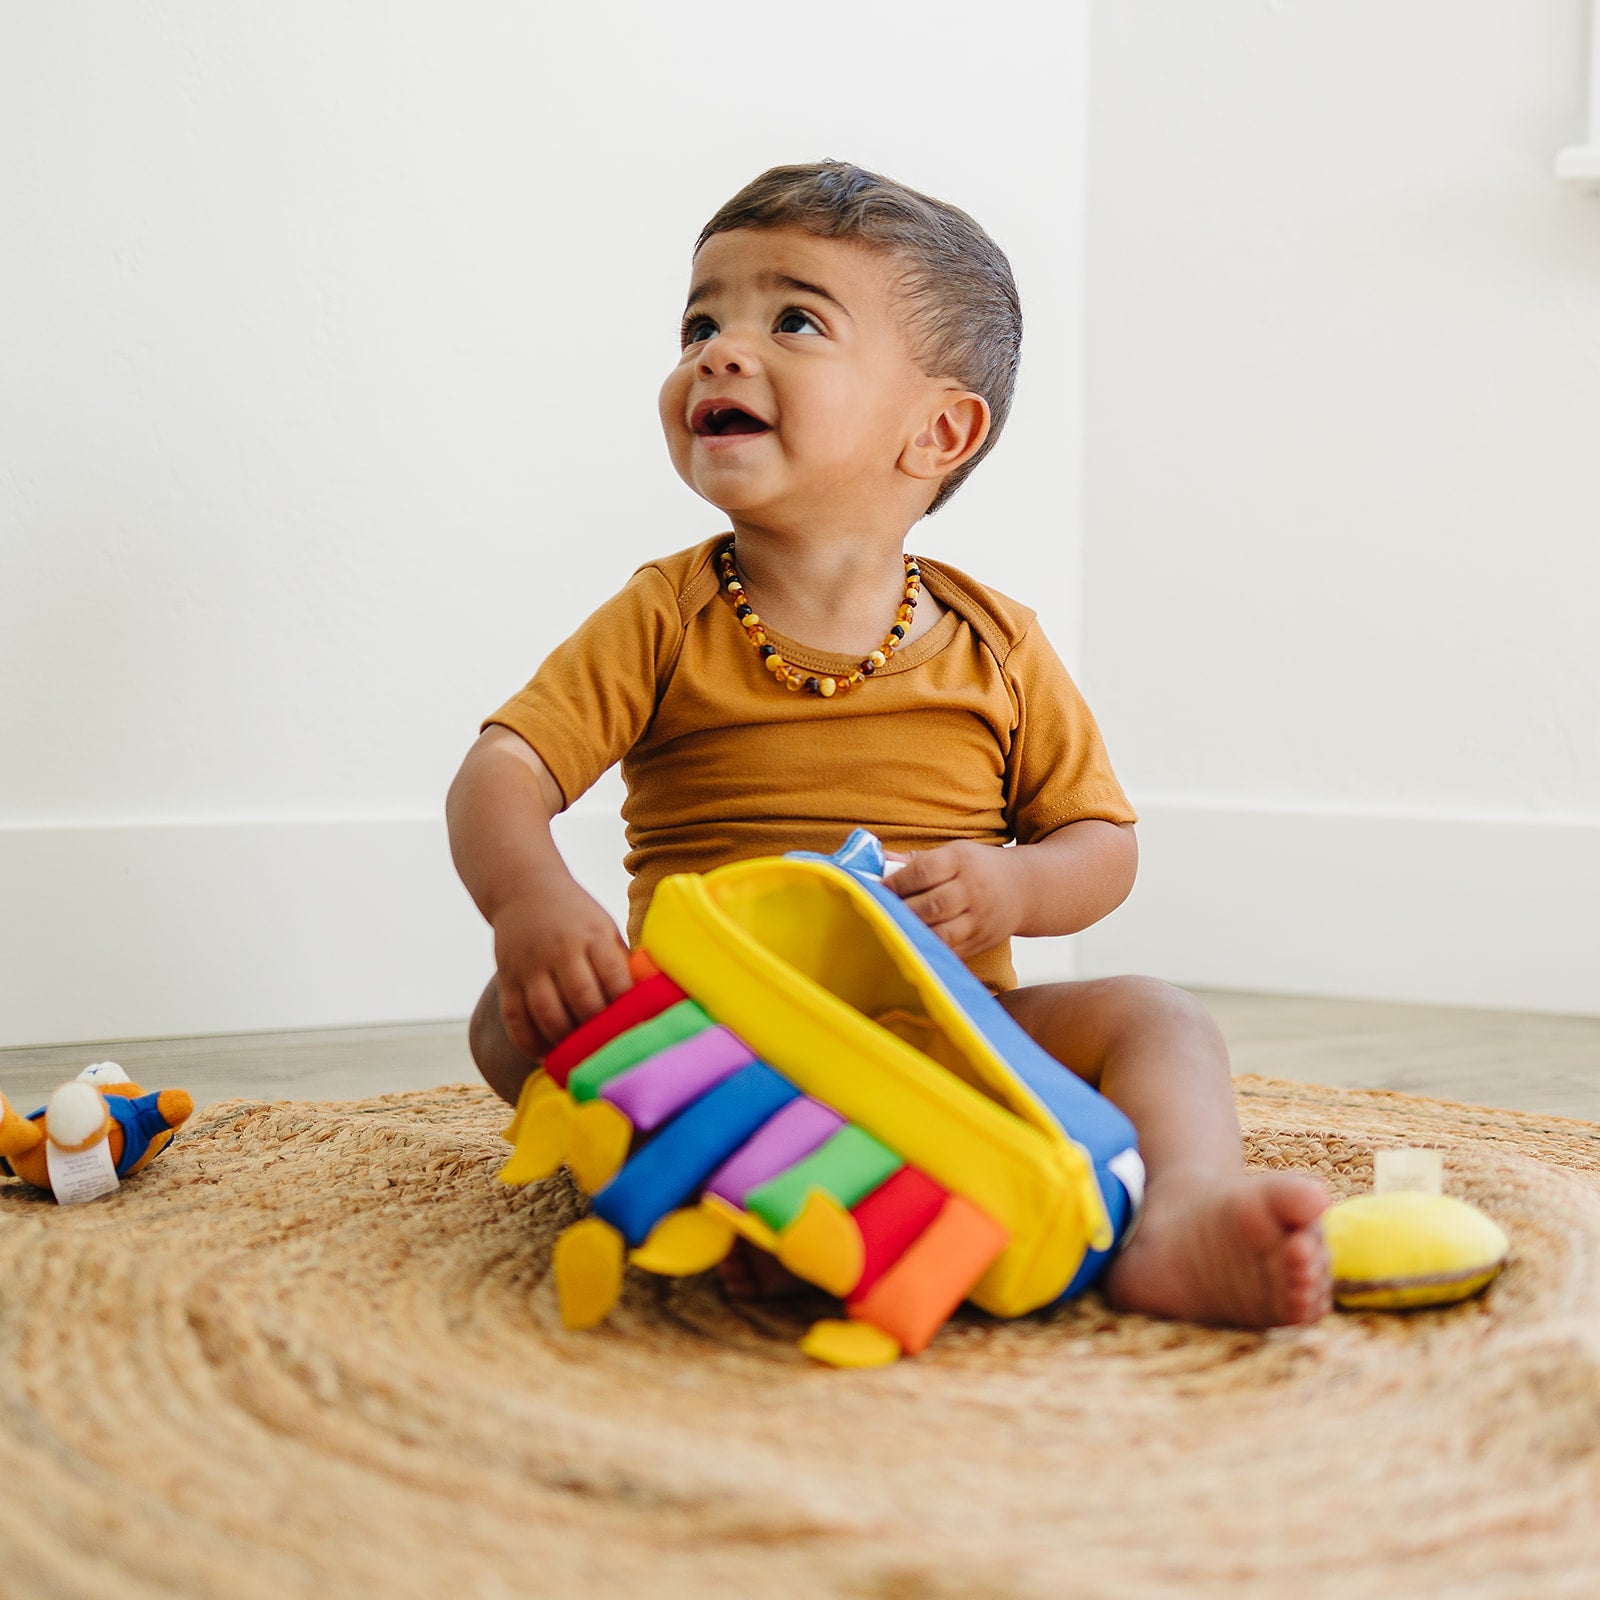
left=681, top=315, right=717, bottom=347
left=775, top=308, right=823, bottom=336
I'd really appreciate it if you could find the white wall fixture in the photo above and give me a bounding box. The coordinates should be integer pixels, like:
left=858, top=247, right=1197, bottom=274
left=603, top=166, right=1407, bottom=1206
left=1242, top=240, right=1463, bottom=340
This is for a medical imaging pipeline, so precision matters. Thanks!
left=1557, top=0, right=1600, bottom=184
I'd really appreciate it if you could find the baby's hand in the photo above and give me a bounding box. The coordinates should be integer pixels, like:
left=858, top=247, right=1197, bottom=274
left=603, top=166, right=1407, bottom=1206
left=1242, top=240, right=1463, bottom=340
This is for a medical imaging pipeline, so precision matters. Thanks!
left=886, top=841, right=1022, bottom=959
left=492, top=878, right=633, bottom=1059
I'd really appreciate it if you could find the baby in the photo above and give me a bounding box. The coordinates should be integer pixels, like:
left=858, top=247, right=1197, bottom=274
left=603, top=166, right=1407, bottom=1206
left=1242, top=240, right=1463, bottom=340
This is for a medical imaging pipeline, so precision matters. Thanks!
left=446, top=161, right=1332, bottom=1328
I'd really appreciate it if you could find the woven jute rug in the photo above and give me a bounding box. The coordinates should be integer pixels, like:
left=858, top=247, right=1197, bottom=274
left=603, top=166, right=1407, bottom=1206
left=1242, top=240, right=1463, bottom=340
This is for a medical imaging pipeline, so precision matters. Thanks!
left=3, top=1076, right=1599, bottom=1599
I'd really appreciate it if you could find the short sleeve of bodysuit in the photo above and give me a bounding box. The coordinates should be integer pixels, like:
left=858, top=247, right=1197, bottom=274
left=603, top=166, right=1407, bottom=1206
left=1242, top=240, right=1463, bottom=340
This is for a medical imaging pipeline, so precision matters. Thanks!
left=484, top=562, right=686, bottom=807
left=1003, top=617, right=1137, bottom=842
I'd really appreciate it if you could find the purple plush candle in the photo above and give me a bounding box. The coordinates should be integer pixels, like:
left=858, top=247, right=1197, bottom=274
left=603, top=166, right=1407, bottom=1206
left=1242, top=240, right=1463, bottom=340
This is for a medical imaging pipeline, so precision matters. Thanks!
left=600, top=1026, right=754, bottom=1131
left=704, top=1097, right=845, bottom=1207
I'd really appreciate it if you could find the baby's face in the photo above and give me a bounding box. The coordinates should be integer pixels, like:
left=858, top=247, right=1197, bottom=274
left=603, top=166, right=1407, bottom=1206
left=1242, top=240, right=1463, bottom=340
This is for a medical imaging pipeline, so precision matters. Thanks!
left=659, top=227, right=945, bottom=532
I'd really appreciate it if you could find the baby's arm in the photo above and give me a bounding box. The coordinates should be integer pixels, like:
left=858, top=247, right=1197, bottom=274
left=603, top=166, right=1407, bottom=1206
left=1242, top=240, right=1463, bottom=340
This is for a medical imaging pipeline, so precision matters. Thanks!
left=888, top=821, right=1136, bottom=959
left=446, top=727, right=633, bottom=1060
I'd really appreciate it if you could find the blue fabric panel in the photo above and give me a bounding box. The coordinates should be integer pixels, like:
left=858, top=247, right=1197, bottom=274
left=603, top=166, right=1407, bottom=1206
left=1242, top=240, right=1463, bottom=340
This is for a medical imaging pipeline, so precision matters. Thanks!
left=1057, top=1161, right=1136, bottom=1299
left=106, top=1092, right=174, bottom=1177
left=591, top=1063, right=799, bottom=1248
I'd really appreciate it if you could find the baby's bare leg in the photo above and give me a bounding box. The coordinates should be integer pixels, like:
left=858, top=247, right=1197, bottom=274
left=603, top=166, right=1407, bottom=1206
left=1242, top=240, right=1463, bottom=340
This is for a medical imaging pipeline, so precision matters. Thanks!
left=468, top=977, right=542, bottom=1107
left=998, top=976, right=1331, bottom=1328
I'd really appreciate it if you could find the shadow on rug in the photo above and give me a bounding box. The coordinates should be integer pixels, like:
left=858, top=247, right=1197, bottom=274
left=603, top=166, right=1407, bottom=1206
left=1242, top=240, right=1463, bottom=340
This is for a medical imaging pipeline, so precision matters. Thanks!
left=3, top=1075, right=1599, bottom=1599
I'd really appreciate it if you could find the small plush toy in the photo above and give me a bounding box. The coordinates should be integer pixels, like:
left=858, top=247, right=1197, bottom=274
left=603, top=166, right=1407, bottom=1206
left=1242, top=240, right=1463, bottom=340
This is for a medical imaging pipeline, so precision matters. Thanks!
left=0, top=1062, right=193, bottom=1203
left=1323, top=1149, right=1510, bottom=1310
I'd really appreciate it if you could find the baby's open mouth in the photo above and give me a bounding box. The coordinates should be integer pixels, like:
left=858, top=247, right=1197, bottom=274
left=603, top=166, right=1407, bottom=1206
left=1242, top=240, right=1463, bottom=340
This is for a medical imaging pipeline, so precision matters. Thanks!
left=693, top=404, right=771, bottom=437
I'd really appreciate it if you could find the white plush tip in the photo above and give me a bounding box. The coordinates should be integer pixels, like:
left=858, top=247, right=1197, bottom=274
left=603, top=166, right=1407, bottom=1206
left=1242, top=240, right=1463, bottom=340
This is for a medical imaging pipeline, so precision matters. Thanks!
left=48, top=1081, right=108, bottom=1148
left=78, top=1061, right=131, bottom=1085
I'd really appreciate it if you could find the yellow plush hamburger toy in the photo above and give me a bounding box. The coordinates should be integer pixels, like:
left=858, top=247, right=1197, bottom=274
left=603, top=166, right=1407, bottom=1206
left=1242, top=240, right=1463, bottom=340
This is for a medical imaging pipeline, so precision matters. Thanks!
left=1324, top=1150, right=1509, bottom=1311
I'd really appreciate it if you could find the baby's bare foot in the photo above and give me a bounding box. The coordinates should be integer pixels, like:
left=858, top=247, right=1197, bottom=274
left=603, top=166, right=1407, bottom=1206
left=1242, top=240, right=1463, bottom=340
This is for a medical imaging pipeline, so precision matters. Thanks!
left=1104, top=1171, right=1332, bottom=1328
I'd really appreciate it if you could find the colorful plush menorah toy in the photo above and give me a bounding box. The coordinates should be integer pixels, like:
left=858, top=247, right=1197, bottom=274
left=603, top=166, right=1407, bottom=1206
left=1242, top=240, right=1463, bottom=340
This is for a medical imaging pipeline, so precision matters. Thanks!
left=0, top=1062, right=193, bottom=1203
left=498, top=830, right=1145, bottom=1368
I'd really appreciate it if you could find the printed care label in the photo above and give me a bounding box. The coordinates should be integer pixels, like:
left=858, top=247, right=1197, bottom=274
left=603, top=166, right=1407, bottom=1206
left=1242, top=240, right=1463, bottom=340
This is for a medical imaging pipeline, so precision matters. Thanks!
left=1373, top=1147, right=1443, bottom=1196
left=45, top=1137, right=121, bottom=1205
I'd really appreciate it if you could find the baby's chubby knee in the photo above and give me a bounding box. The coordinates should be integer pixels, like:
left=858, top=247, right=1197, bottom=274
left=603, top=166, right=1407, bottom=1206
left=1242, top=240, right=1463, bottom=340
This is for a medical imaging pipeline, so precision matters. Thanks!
left=998, top=973, right=1225, bottom=1077
left=468, top=978, right=547, bottom=1106
left=1090, top=974, right=1224, bottom=1049
left=467, top=979, right=501, bottom=1069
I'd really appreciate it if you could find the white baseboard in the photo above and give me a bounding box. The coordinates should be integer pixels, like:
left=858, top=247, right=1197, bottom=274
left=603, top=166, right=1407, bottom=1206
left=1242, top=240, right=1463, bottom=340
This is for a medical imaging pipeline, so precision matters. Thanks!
left=0, top=818, right=470, bottom=1046
left=1074, top=800, right=1598, bottom=1016
left=0, top=810, right=635, bottom=1049
left=5, top=801, right=1591, bottom=1047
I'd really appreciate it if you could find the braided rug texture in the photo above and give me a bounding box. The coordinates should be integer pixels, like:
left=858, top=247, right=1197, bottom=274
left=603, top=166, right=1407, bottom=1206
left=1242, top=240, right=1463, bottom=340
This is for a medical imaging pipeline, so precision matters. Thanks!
left=3, top=1075, right=1599, bottom=1599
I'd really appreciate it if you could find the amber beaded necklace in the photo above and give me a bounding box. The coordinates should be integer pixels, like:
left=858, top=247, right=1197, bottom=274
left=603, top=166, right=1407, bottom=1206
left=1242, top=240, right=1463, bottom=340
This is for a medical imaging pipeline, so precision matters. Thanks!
left=716, top=538, right=920, bottom=698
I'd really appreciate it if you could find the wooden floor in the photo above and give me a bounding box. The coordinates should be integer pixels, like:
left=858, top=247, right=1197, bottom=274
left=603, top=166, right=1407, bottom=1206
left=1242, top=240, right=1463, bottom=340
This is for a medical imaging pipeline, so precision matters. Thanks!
left=3, top=990, right=1598, bottom=1123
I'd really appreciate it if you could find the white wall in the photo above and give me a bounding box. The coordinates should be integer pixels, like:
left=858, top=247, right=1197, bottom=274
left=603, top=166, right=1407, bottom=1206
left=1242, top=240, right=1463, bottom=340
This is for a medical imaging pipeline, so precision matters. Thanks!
left=0, top=2, right=1090, bottom=1045
left=1076, top=0, right=1600, bottom=1013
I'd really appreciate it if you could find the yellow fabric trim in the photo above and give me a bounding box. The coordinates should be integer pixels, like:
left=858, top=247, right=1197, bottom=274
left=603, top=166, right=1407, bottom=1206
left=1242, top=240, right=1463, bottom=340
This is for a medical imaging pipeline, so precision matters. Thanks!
left=502, top=1069, right=552, bottom=1146
left=702, top=1193, right=781, bottom=1255
left=565, top=1100, right=633, bottom=1195
left=497, top=1076, right=570, bottom=1187
left=629, top=1207, right=736, bottom=1276
left=799, top=1319, right=902, bottom=1369
left=552, top=1217, right=625, bottom=1330
left=776, top=1191, right=865, bottom=1299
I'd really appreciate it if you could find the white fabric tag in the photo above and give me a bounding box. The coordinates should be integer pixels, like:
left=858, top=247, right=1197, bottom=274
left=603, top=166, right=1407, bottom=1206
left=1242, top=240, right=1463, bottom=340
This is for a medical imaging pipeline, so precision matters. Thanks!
left=1373, top=1147, right=1443, bottom=1196
left=1107, top=1146, right=1147, bottom=1250
left=1108, top=1147, right=1147, bottom=1217
left=45, top=1136, right=121, bottom=1204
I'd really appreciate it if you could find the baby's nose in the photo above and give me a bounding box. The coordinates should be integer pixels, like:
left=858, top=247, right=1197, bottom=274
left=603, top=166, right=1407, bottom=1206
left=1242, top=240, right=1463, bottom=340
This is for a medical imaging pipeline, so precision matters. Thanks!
left=698, top=330, right=756, bottom=376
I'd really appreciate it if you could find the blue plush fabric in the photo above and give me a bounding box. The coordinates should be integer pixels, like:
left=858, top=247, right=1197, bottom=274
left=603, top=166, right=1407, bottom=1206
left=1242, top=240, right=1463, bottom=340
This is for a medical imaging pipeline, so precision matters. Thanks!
left=592, top=1063, right=799, bottom=1247
left=105, top=1091, right=177, bottom=1177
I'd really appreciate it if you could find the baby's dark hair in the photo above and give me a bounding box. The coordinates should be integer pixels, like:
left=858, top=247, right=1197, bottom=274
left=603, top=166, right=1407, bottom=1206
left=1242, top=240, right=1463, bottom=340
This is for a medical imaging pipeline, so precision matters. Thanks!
left=697, top=161, right=1022, bottom=514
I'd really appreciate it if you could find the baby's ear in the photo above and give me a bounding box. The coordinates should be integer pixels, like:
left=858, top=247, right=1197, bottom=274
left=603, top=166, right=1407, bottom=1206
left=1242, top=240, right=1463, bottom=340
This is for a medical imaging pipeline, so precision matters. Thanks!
left=901, top=392, right=990, bottom=484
